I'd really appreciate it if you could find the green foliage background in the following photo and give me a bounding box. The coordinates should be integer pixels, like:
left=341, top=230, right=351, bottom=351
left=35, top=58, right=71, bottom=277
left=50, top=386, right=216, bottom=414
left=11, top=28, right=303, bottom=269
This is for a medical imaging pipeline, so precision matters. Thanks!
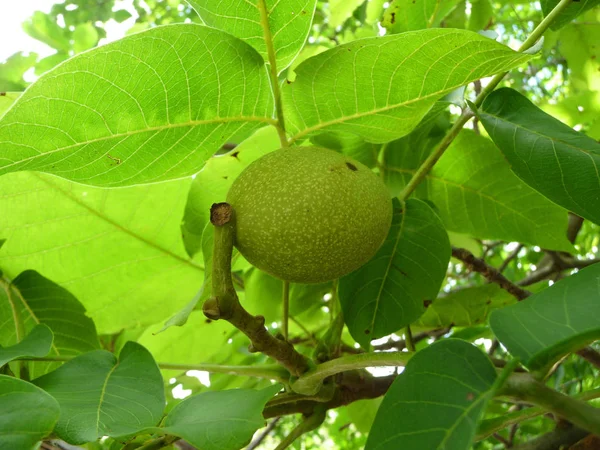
left=0, top=0, right=599, bottom=449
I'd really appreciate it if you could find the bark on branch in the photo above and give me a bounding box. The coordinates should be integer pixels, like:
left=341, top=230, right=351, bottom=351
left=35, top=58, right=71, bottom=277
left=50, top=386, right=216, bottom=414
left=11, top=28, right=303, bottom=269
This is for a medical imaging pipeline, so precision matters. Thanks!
left=451, top=246, right=531, bottom=300
left=203, top=203, right=309, bottom=377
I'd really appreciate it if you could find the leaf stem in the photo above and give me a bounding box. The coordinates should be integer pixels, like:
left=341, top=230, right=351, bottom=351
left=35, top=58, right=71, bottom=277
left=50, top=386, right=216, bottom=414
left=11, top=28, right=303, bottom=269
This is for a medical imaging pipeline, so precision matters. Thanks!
left=291, top=351, right=413, bottom=395
left=137, top=435, right=179, bottom=450
left=473, top=0, right=573, bottom=109
left=257, top=0, right=289, bottom=147
left=1, top=278, right=24, bottom=344
left=399, top=111, right=471, bottom=200
left=21, top=355, right=290, bottom=383
left=399, top=0, right=573, bottom=201
left=476, top=387, right=600, bottom=441
left=497, top=373, right=600, bottom=436
left=1, top=277, right=27, bottom=379
left=283, top=280, right=290, bottom=341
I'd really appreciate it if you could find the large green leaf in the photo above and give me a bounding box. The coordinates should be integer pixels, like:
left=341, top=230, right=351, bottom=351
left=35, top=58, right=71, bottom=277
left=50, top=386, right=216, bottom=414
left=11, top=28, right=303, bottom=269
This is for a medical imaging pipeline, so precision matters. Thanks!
left=181, top=126, right=280, bottom=257
left=34, top=342, right=165, bottom=444
left=382, top=0, right=462, bottom=32
left=478, top=88, right=600, bottom=227
left=366, top=339, right=497, bottom=450
left=0, top=324, right=53, bottom=368
left=541, top=0, right=600, bottom=30
left=0, top=172, right=201, bottom=334
left=416, top=284, right=516, bottom=329
left=283, top=28, right=532, bottom=144
left=384, top=130, right=573, bottom=251
left=188, top=0, right=316, bottom=71
left=162, top=385, right=280, bottom=450
left=0, top=375, right=60, bottom=450
left=339, top=198, right=450, bottom=348
left=0, top=25, right=273, bottom=186
left=0, top=271, right=100, bottom=378
left=490, top=263, right=600, bottom=373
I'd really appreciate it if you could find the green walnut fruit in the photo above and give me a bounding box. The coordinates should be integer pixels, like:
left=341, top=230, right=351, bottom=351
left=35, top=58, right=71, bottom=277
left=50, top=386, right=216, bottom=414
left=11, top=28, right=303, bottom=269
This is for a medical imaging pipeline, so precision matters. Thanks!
left=226, top=146, right=393, bottom=283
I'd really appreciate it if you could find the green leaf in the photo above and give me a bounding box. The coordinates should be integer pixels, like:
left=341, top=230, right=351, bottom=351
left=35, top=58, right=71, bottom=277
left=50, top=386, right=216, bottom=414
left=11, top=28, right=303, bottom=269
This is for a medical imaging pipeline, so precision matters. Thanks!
left=162, top=385, right=280, bottom=450
left=181, top=126, right=280, bottom=257
left=443, top=1, right=467, bottom=28
left=22, top=11, right=70, bottom=52
left=0, top=24, right=274, bottom=186
left=416, top=284, right=516, bottom=329
left=0, top=375, right=60, bottom=450
left=490, top=263, right=600, bottom=373
left=72, top=23, right=99, bottom=53
left=0, top=271, right=100, bottom=378
left=347, top=398, right=382, bottom=433
left=113, top=9, right=133, bottom=23
left=328, top=0, right=365, bottom=28
left=340, top=198, right=450, bottom=348
left=366, top=339, right=497, bottom=450
left=468, top=0, right=493, bottom=31
left=384, top=129, right=574, bottom=252
left=366, top=0, right=387, bottom=24
left=284, top=29, right=532, bottom=144
left=139, top=310, right=232, bottom=378
left=558, top=15, right=600, bottom=90
left=382, top=0, right=462, bottom=32
left=188, top=0, right=317, bottom=70
left=0, top=324, right=53, bottom=368
left=310, top=131, right=381, bottom=168
left=541, top=0, right=600, bottom=30
left=542, top=91, right=600, bottom=140
left=34, top=342, right=165, bottom=444
left=0, top=53, right=38, bottom=91
left=478, top=88, right=600, bottom=227
left=0, top=173, right=201, bottom=334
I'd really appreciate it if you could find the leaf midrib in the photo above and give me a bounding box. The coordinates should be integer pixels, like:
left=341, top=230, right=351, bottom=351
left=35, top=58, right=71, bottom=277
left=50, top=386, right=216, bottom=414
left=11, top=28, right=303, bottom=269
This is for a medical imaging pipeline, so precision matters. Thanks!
left=287, top=49, right=531, bottom=143
left=481, top=110, right=600, bottom=159
left=0, top=116, right=276, bottom=172
left=1, top=277, right=60, bottom=355
left=96, top=361, right=119, bottom=438
left=370, top=204, right=407, bottom=335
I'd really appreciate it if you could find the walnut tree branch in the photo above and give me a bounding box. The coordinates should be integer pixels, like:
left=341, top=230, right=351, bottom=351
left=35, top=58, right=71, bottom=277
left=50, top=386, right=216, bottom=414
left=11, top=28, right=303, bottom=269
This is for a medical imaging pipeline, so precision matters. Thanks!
left=264, top=371, right=396, bottom=419
left=202, top=203, right=309, bottom=377
left=498, top=373, right=600, bottom=436
left=451, top=246, right=531, bottom=300
left=510, top=424, right=589, bottom=450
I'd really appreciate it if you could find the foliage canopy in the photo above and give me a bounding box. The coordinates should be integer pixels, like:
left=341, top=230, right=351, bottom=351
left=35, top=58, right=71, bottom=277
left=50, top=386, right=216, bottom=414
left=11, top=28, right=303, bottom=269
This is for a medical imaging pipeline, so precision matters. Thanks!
left=0, top=0, right=599, bottom=449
